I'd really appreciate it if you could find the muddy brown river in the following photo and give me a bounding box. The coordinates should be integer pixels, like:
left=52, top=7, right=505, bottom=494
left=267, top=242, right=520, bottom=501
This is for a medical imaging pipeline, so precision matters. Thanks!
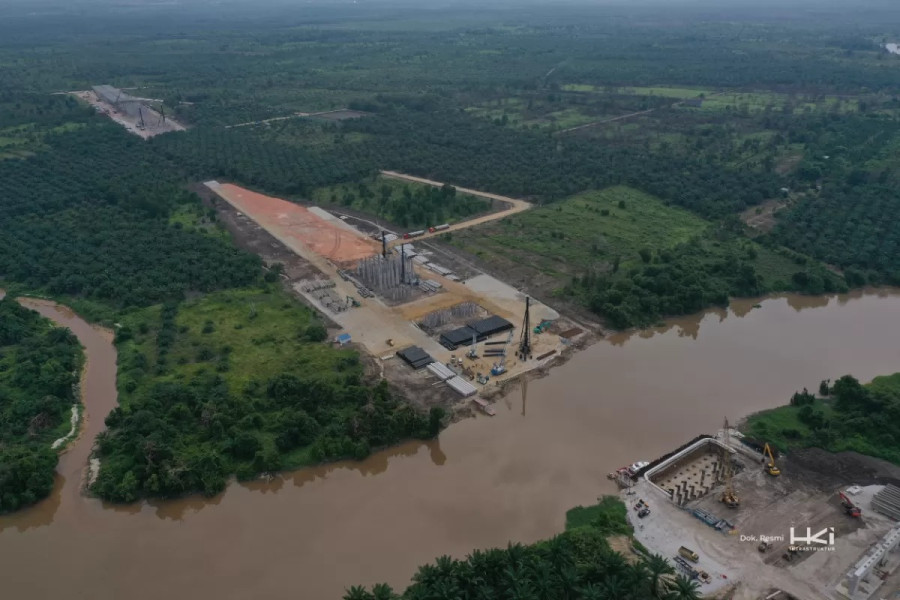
left=2, top=289, right=900, bottom=599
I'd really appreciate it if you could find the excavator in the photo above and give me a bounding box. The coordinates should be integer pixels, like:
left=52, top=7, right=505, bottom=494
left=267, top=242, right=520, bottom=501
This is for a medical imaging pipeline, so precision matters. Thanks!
left=839, top=491, right=862, bottom=518
left=763, top=443, right=781, bottom=477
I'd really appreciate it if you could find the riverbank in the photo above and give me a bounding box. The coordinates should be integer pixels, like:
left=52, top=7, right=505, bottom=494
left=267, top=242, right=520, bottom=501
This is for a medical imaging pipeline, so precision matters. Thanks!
left=0, top=292, right=118, bottom=519
left=2, top=288, right=900, bottom=599
left=743, top=372, right=900, bottom=465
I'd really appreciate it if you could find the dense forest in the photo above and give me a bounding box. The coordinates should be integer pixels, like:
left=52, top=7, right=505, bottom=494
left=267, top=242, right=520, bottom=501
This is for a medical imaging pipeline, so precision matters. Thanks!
left=1, top=1, right=896, bottom=331
left=0, top=298, right=82, bottom=512
left=573, top=235, right=844, bottom=328
left=746, top=373, right=900, bottom=465
left=345, top=497, right=701, bottom=600
left=0, top=121, right=261, bottom=308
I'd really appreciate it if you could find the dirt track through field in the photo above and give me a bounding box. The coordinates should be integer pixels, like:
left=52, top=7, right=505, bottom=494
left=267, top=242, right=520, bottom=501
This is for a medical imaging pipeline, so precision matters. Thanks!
left=379, top=171, right=532, bottom=244
left=556, top=91, right=728, bottom=135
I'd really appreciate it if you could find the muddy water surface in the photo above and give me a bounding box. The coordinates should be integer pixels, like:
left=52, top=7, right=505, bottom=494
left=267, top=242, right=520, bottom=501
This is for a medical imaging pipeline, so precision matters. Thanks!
left=2, top=289, right=900, bottom=600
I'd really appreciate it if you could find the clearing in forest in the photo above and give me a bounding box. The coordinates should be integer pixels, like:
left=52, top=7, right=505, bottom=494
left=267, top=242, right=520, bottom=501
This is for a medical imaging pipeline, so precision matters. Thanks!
left=453, top=186, right=708, bottom=278
left=310, top=174, right=492, bottom=230
left=207, top=182, right=380, bottom=264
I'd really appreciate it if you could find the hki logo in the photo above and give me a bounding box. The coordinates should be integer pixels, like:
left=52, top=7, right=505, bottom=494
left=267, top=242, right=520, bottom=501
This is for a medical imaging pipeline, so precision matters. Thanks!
left=789, top=526, right=836, bottom=550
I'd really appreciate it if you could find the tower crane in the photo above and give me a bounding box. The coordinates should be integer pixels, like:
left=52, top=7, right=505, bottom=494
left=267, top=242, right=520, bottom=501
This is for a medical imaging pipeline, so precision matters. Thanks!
left=466, top=332, right=478, bottom=359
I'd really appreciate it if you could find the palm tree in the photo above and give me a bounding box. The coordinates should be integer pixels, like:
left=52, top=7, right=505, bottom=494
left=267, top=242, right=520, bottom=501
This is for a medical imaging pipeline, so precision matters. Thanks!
left=426, top=578, right=464, bottom=600
left=625, top=562, right=650, bottom=598
left=528, top=560, right=560, bottom=600
left=412, top=563, right=440, bottom=588
left=596, top=548, right=629, bottom=577
left=598, top=574, right=629, bottom=600
left=644, top=554, right=675, bottom=599
left=371, top=583, right=398, bottom=600
left=506, top=542, right=528, bottom=568
left=502, top=562, right=528, bottom=598
left=665, top=575, right=701, bottom=600
left=557, top=564, right=580, bottom=600
left=472, top=583, right=498, bottom=600
left=542, top=535, right=574, bottom=571
left=577, top=582, right=604, bottom=600
left=343, top=585, right=374, bottom=600
left=434, top=555, right=458, bottom=580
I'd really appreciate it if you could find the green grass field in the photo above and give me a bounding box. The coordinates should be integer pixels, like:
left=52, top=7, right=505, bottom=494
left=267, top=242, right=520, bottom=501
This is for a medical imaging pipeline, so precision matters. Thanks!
left=562, top=84, right=865, bottom=116
left=695, top=92, right=858, bottom=114
left=454, top=186, right=710, bottom=278
left=168, top=203, right=231, bottom=242
left=743, top=400, right=836, bottom=451
left=466, top=98, right=606, bottom=130
left=743, top=372, right=900, bottom=464
left=563, top=84, right=714, bottom=98
left=565, top=496, right=631, bottom=535
left=0, top=121, right=87, bottom=160
left=748, top=246, right=807, bottom=290
left=116, top=287, right=350, bottom=404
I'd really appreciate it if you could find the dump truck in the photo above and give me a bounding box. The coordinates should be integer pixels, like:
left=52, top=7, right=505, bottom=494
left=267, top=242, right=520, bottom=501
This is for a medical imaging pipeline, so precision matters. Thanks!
left=678, top=546, right=699, bottom=562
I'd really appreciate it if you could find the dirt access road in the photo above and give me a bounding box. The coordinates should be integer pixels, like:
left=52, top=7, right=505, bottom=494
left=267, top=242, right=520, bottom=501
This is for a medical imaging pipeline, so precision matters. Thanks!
left=556, top=91, right=727, bottom=135
left=379, top=171, right=532, bottom=244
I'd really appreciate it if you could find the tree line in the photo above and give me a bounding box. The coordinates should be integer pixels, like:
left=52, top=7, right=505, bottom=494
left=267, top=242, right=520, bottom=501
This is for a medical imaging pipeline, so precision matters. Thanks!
left=0, top=298, right=82, bottom=513
left=346, top=497, right=702, bottom=600
left=749, top=373, right=900, bottom=465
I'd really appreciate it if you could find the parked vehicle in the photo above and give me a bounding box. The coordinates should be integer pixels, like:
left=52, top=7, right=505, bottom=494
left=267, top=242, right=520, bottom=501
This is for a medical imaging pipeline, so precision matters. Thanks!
left=678, top=546, right=699, bottom=562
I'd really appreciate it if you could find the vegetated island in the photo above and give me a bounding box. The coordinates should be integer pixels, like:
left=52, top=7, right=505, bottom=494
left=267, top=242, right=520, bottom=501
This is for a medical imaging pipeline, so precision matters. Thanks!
left=0, top=297, right=83, bottom=513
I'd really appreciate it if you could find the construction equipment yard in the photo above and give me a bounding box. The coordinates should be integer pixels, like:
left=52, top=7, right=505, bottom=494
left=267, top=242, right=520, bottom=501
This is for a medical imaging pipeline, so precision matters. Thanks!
left=71, top=86, right=186, bottom=138
left=201, top=178, right=588, bottom=414
left=618, top=429, right=900, bottom=600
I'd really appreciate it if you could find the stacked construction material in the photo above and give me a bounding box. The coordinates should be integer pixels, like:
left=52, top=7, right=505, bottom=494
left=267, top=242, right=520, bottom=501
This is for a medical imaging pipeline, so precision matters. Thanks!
left=446, top=376, right=476, bottom=397
left=872, top=484, right=900, bottom=520
left=396, top=346, right=434, bottom=370
left=440, top=315, right=514, bottom=350
left=468, top=315, right=514, bottom=338
left=426, top=362, right=455, bottom=381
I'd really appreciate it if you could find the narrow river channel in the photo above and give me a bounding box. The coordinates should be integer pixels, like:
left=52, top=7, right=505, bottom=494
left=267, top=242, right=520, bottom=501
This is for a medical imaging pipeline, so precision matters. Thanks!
left=1, top=289, right=899, bottom=599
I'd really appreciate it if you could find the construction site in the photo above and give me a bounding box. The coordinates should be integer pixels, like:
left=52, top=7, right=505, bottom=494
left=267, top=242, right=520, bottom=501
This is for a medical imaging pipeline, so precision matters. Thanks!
left=200, top=179, right=588, bottom=415
left=71, top=85, right=186, bottom=138
left=614, top=423, right=900, bottom=600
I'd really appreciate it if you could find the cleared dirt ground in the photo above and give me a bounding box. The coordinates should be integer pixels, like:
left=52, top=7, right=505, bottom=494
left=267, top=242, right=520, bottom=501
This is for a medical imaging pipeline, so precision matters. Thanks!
left=627, top=444, right=900, bottom=600
left=211, top=183, right=381, bottom=263
left=201, top=180, right=588, bottom=413
left=71, top=90, right=186, bottom=138
left=196, top=183, right=461, bottom=412
left=740, top=198, right=790, bottom=233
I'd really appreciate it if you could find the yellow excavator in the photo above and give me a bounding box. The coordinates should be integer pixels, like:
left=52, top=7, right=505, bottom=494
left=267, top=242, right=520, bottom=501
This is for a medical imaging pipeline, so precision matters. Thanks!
left=763, top=443, right=781, bottom=477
